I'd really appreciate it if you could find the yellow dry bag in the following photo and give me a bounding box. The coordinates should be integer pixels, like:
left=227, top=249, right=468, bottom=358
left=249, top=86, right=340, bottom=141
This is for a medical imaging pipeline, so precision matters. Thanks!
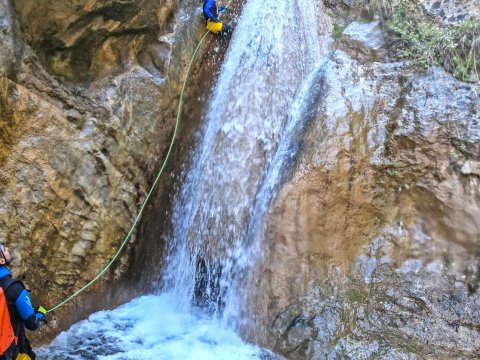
left=16, top=354, right=31, bottom=360
left=207, top=20, right=223, bottom=33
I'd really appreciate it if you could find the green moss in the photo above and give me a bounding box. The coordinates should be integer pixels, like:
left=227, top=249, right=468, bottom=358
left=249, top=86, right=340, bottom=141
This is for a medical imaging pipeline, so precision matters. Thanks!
left=348, top=288, right=368, bottom=303
left=387, top=168, right=398, bottom=176
left=333, top=23, right=348, bottom=40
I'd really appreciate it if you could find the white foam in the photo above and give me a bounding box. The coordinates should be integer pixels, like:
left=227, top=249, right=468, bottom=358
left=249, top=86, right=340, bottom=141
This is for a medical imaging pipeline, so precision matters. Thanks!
left=36, top=294, right=264, bottom=360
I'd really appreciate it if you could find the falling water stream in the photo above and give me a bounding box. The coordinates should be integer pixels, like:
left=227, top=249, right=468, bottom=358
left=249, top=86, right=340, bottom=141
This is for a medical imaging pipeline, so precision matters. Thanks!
left=37, top=0, right=329, bottom=358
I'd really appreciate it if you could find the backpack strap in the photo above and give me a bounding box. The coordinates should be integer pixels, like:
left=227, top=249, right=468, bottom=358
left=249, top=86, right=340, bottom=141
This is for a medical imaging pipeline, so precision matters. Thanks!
left=0, top=276, right=25, bottom=304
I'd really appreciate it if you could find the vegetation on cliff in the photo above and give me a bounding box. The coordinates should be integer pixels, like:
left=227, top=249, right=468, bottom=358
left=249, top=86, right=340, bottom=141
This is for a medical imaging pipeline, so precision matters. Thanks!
left=328, top=0, right=480, bottom=81
left=369, top=0, right=479, bottom=81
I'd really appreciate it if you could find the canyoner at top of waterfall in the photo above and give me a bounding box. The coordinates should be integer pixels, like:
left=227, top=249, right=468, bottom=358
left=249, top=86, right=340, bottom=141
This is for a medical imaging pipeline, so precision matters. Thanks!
left=203, top=0, right=234, bottom=36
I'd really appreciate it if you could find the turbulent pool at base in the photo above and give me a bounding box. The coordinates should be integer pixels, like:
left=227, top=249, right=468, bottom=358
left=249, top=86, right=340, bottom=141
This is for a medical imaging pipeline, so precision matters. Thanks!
left=36, top=294, right=274, bottom=360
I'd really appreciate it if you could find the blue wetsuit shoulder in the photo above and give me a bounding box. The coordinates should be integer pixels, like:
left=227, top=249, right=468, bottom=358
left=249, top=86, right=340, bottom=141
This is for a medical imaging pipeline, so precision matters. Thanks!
left=203, top=0, right=217, bottom=20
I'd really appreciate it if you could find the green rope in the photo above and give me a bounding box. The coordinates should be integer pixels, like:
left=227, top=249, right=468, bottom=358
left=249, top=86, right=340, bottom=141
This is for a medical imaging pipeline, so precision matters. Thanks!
left=47, top=28, right=212, bottom=314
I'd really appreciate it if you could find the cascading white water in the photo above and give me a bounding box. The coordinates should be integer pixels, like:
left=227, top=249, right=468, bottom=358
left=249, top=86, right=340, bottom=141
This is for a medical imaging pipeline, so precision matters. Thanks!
left=37, top=0, right=330, bottom=358
left=164, top=0, right=328, bottom=327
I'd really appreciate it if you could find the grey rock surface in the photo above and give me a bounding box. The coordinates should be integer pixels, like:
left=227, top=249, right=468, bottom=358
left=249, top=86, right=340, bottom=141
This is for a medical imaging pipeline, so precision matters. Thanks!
left=251, top=50, right=480, bottom=359
left=419, top=0, right=480, bottom=24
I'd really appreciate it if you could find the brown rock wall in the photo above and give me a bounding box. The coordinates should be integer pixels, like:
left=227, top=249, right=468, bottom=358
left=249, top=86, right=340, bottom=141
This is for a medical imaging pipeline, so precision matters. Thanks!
left=0, top=0, right=218, bottom=343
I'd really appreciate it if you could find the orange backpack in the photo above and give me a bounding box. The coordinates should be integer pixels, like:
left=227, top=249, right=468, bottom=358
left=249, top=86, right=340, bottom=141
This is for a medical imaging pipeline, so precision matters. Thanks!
left=0, top=287, right=17, bottom=354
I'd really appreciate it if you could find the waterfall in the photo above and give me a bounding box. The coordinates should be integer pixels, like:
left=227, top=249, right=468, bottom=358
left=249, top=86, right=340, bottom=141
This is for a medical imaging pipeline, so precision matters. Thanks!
left=37, top=0, right=331, bottom=358
left=164, top=0, right=329, bottom=326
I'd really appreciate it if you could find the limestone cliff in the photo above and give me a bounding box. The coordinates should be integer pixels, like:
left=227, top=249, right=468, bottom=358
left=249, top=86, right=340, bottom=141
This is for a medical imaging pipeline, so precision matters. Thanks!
left=245, top=1, right=480, bottom=358
left=257, top=54, right=480, bottom=359
left=0, top=0, right=214, bottom=340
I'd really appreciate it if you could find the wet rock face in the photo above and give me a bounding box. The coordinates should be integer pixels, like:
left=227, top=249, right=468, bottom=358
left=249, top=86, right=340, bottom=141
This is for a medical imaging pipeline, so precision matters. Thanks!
left=0, top=0, right=209, bottom=341
left=337, top=21, right=385, bottom=62
left=252, top=48, right=480, bottom=358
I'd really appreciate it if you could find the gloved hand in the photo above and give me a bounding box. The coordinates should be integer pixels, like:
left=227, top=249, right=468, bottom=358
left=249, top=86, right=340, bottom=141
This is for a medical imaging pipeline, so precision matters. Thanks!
left=35, top=305, right=47, bottom=316
left=34, top=306, right=48, bottom=325
left=212, top=16, right=220, bottom=22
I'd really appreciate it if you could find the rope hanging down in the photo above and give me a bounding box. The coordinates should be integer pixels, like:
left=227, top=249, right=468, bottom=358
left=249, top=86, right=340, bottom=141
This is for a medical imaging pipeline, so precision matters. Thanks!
left=46, top=21, right=219, bottom=313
